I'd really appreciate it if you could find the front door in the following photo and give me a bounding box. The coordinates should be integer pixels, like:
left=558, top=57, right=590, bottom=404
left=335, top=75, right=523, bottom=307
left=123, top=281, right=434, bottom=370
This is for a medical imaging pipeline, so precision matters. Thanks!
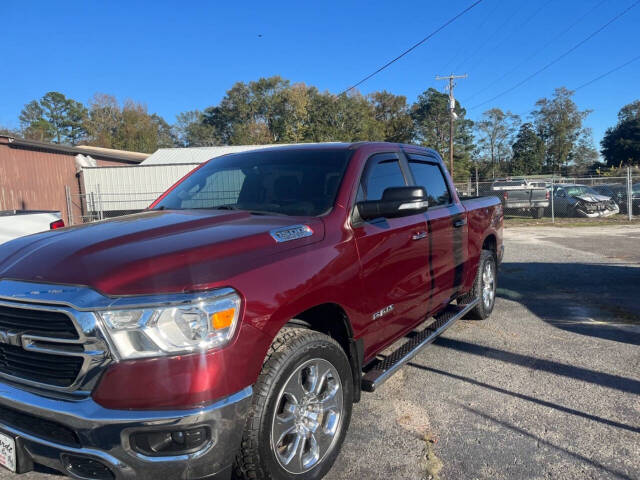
left=352, top=153, right=431, bottom=356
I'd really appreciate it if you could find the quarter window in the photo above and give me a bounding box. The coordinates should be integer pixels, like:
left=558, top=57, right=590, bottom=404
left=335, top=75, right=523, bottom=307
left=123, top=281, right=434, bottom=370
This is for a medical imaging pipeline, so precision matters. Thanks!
left=407, top=157, right=451, bottom=207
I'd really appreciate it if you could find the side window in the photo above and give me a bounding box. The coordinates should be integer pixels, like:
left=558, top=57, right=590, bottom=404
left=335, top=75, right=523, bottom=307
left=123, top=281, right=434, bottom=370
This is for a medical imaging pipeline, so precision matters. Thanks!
left=362, top=156, right=406, bottom=201
left=407, top=156, right=452, bottom=207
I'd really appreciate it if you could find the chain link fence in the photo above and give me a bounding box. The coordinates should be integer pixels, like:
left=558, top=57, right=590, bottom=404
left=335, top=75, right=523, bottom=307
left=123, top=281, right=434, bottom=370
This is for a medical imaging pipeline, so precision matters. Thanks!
left=456, top=168, right=639, bottom=225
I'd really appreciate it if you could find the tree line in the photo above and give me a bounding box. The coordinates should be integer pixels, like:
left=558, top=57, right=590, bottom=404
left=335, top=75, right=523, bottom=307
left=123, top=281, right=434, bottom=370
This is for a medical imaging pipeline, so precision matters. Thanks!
left=2, top=77, right=638, bottom=181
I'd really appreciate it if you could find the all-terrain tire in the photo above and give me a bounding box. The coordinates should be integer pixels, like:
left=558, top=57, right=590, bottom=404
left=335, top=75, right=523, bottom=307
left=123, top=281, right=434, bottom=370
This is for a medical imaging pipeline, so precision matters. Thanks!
left=234, top=327, right=353, bottom=480
left=531, top=207, right=544, bottom=219
left=458, top=249, right=497, bottom=320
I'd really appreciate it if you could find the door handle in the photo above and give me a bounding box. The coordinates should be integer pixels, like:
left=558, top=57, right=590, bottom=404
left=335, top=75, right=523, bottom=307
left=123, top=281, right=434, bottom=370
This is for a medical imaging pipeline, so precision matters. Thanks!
left=412, top=231, right=428, bottom=240
left=453, top=218, right=467, bottom=228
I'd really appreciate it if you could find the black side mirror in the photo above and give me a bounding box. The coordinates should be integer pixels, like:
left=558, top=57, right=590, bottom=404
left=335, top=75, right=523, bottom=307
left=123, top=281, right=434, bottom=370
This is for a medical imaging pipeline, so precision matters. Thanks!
left=356, top=186, right=429, bottom=221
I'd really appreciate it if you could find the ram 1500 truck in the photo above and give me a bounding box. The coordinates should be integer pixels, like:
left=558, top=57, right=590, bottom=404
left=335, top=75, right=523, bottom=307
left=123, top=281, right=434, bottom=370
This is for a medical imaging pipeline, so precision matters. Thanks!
left=0, top=142, right=502, bottom=480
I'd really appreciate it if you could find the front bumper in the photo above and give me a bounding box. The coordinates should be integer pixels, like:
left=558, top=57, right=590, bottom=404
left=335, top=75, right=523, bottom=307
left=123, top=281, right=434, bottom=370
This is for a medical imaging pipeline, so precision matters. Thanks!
left=0, top=382, right=251, bottom=480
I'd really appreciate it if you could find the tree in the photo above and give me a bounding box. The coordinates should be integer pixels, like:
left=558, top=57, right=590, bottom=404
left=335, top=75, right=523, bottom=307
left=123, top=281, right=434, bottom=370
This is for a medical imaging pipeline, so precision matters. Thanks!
left=19, top=92, right=88, bottom=144
left=411, top=87, right=474, bottom=180
left=368, top=91, right=413, bottom=143
left=475, top=108, right=520, bottom=177
left=19, top=100, right=53, bottom=142
left=510, top=123, right=545, bottom=175
left=174, top=110, right=219, bottom=146
left=532, top=87, right=595, bottom=172
left=84, top=95, right=176, bottom=153
left=84, top=94, right=121, bottom=148
left=601, top=100, right=640, bottom=167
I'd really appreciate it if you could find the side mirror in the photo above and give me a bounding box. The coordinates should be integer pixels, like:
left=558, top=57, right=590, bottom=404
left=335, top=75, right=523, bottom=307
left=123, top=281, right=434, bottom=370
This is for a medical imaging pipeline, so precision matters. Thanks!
left=356, top=186, right=429, bottom=221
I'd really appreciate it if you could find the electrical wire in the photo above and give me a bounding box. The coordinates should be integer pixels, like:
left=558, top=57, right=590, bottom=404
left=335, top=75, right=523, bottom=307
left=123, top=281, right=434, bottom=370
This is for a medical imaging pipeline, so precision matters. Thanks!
left=340, top=0, right=485, bottom=95
left=574, top=54, right=640, bottom=91
left=462, top=0, right=608, bottom=104
left=467, top=0, right=640, bottom=111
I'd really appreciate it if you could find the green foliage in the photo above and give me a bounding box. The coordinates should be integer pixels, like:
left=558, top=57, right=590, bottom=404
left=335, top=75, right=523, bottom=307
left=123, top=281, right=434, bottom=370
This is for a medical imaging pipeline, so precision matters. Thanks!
left=475, top=108, right=520, bottom=177
left=19, top=92, right=88, bottom=145
left=601, top=100, right=640, bottom=167
left=532, top=87, right=596, bottom=172
left=411, top=88, right=474, bottom=180
left=510, top=123, right=545, bottom=175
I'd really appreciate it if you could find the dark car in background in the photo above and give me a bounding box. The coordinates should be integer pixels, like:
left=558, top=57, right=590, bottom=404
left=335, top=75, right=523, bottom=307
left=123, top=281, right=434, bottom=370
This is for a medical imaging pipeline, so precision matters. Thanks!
left=592, top=183, right=640, bottom=214
left=551, top=184, right=620, bottom=217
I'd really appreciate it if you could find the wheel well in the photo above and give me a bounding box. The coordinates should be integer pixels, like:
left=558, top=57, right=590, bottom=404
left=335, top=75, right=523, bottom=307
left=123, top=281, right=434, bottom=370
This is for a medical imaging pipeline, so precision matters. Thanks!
left=286, top=303, right=363, bottom=402
left=482, top=234, right=497, bottom=256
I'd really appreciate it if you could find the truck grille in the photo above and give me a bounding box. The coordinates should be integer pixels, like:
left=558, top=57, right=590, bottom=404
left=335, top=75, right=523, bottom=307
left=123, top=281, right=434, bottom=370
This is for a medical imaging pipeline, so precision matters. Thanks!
left=0, top=305, right=79, bottom=339
left=0, top=305, right=84, bottom=388
left=0, top=343, right=84, bottom=387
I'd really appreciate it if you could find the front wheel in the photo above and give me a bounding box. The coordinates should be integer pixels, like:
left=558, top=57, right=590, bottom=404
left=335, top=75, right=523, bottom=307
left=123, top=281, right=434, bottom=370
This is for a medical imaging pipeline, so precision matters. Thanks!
left=235, top=327, right=353, bottom=480
left=459, top=249, right=497, bottom=320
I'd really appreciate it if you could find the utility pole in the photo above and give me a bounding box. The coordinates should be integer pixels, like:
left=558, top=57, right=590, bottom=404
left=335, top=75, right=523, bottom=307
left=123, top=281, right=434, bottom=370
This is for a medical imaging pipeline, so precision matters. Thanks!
left=435, top=73, right=467, bottom=176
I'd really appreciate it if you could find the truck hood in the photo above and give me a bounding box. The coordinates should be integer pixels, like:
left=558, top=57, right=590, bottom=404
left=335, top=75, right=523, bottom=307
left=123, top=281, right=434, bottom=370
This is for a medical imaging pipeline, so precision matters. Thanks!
left=0, top=210, right=324, bottom=296
left=574, top=193, right=611, bottom=203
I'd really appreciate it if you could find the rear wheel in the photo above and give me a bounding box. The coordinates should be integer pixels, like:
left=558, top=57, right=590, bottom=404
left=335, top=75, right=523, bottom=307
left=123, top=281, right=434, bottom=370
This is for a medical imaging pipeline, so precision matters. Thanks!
left=459, top=249, right=497, bottom=320
left=235, top=327, right=353, bottom=480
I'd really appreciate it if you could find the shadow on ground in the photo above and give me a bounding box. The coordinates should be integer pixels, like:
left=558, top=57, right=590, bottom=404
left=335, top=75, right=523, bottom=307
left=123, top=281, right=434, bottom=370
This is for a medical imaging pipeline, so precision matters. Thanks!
left=497, top=262, right=640, bottom=345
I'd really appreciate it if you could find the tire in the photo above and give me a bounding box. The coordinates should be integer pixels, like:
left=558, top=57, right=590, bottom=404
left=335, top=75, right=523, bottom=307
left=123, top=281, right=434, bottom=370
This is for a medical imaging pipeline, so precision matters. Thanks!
left=458, top=250, right=497, bottom=320
left=531, top=207, right=544, bottom=219
left=234, top=327, right=353, bottom=480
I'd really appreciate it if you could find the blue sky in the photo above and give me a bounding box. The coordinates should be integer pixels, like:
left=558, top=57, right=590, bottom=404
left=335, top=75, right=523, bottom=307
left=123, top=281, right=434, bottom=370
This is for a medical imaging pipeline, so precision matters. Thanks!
left=2, top=0, right=639, bottom=148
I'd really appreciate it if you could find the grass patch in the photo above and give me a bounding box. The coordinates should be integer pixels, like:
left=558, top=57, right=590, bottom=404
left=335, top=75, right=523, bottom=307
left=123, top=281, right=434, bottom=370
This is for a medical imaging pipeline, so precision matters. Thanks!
left=504, top=215, right=640, bottom=228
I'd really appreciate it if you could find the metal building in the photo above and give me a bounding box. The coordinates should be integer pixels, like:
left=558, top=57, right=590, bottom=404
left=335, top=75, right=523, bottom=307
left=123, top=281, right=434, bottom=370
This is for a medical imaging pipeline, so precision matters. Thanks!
left=0, top=135, right=147, bottom=224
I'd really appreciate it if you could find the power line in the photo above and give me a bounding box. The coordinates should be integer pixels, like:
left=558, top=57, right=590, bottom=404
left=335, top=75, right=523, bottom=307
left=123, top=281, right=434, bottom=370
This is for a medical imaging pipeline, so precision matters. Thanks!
left=574, top=54, right=640, bottom=92
left=468, top=0, right=640, bottom=111
left=457, top=0, right=550, bottom=75
left=340, top=0, right=485, bottom=95
left=462, top=0, right=606, bottom=104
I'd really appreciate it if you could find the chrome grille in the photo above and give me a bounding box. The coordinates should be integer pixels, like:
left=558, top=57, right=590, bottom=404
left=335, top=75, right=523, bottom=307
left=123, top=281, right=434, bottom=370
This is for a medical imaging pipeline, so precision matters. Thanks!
left=0, top=304, right=79, bottom=339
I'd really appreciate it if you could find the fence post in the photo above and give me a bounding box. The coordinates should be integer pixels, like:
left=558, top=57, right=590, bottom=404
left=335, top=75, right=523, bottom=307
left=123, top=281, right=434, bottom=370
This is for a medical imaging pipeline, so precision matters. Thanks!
left=628, top=166, right=633, bottom=221
left=64, top=185, right=74, bottom=226
left=475, top=167, right=479, bottom=196
left=96, top=184, right=104, bottom=221
left=551, top=175, right=555, bottom=224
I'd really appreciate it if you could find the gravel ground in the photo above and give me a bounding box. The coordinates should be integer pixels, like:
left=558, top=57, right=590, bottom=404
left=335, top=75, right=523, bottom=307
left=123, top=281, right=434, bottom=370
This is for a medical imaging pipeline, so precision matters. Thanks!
left=1, top=225, right=639, bottom=479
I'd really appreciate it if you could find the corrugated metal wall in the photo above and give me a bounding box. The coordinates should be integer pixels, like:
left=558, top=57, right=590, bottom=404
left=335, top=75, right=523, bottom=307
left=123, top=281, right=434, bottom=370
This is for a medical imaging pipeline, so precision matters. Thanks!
left=81, top=164, right=200, bottom=211
left=0, top=139, right=129, bottom=224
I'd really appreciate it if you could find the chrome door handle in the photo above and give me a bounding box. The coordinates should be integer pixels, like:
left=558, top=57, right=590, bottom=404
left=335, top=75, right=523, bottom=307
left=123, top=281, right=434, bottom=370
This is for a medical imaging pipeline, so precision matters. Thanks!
left=412, top=232, right=428, bottom=240
left=453, top=218, right=467, bottom=228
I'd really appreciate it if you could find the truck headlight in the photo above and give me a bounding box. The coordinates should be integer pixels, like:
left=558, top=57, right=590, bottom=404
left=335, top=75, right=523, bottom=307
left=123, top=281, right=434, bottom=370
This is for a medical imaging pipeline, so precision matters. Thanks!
left=98, top=291, right=240, bottom=359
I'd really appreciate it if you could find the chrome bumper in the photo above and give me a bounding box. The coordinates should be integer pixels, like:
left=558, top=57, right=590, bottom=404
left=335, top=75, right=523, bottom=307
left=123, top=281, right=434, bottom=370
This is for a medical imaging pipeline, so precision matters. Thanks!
left=0, top=382, right=252, bottom=480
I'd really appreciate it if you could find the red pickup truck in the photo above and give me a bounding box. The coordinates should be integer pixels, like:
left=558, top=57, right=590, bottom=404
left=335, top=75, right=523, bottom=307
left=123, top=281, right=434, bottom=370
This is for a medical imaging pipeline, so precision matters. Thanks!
left=0, top=142, right=502, bottom=480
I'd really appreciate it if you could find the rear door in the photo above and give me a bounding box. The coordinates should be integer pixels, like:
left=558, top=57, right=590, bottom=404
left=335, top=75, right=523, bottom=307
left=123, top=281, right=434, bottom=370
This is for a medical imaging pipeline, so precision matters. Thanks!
left=352, top=152, right=431, bottom=353
left=406, top=153, right=467, bottom=312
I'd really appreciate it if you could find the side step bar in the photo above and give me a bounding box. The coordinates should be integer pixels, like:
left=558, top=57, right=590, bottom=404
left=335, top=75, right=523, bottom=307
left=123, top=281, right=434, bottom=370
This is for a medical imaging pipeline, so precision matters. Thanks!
left=361, top=298, right=479, bottom=392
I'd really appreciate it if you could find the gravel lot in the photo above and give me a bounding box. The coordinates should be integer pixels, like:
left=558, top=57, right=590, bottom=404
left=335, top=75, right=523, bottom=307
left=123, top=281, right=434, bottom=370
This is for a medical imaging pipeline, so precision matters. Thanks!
left=2, top=225, right=639, bottom=479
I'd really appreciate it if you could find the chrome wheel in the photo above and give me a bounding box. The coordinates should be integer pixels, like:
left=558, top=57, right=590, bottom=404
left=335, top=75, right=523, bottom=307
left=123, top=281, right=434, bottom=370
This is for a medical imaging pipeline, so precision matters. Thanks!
left=271, top=358, right=343, bottom=474
left=482, top=260, right=495, bottom=310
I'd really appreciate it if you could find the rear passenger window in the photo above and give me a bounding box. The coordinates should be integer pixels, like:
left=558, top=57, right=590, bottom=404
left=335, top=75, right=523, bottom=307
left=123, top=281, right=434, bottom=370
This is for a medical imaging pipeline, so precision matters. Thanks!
left=408, top=157, right=451, bottom=207
left=361, top=156, right=406, bottom=201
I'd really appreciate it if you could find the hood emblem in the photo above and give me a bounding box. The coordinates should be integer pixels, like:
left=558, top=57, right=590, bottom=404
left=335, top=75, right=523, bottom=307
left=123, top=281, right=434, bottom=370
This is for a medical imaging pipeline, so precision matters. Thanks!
left=270, top=225, right=313, bottom=243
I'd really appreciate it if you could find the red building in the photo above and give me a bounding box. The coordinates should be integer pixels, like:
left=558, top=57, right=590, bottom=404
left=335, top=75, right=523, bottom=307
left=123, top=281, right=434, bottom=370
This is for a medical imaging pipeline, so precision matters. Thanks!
left=0, top=135, right=147, bottom=224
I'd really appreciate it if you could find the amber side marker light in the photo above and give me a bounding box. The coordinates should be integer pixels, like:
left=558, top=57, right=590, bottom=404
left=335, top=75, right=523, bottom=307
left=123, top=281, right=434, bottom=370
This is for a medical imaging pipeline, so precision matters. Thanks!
left=212, top=308, right=236, bottom=330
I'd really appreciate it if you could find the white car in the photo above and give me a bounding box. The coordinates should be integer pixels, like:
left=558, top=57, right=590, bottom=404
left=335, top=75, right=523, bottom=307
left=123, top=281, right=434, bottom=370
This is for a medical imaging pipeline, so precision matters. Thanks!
left=0, top=210, right=64, bottom=245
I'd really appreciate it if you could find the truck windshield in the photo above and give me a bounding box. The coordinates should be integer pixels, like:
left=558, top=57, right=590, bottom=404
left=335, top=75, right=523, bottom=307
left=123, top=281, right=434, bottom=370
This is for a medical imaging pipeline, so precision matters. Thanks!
left=153, top=149, right=351, bottom=217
